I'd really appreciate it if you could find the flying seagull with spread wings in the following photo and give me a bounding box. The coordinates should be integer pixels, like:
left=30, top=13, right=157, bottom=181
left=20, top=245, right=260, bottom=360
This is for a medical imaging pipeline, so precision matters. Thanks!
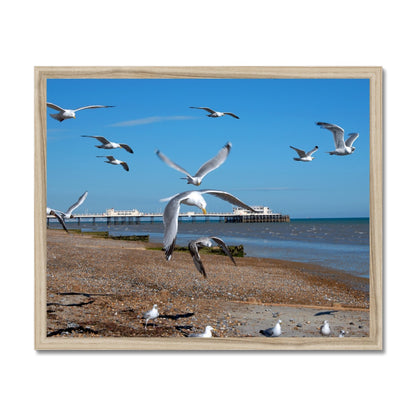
left=82, top=135, right=133, bottom=153
left=97, top=156, right=129, bottom=171
left=188, top=236, right=237, bottom=278
left=289, top=145, right=319, bottom=162
left=47, top=102, right=115, bottom=122
left=189, top=106, right=239, bottom=119
left=162, top=190, right=257, bottom=260
left=156, top=142, right=231, bottom=186
left=316, top=122, right=359, bottom=156
left=46, top=207, right=68, bottom=232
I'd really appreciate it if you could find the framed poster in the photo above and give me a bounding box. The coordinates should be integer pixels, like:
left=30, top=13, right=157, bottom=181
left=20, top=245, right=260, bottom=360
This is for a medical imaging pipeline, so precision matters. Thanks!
left=35, top=67, right=382, bottom=350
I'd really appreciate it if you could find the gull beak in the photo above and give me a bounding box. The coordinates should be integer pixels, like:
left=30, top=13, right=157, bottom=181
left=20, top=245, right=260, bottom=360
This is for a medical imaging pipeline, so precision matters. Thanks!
left=202, top=208, right=207, bottom=215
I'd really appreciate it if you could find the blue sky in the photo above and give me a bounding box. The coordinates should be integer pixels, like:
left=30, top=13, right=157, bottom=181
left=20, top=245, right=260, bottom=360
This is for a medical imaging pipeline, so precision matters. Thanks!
left=46, top=78, right=369, bottom=218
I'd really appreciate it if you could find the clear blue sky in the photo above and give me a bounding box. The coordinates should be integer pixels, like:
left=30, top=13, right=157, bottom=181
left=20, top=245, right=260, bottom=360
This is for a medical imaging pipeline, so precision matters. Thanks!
left=46, top=78, right=369, bottom=218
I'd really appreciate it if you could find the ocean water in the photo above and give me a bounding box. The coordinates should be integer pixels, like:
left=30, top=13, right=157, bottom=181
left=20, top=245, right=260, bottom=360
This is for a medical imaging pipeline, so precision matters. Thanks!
left=51, top=218, right=369, bottom=278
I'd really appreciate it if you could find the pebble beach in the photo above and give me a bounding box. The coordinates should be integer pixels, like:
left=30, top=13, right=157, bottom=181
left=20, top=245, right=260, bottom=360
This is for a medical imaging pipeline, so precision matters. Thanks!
left=46, top=229, right=370, bottom=338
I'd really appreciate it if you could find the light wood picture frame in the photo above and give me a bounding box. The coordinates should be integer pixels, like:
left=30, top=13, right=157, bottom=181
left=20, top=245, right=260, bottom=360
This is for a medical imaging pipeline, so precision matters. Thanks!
left=35, top=66, right=383, bottom=350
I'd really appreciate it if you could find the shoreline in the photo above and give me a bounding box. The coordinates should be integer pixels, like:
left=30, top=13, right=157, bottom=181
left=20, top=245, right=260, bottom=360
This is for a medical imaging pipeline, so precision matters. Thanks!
left=46, top=229, right=369, bottom=338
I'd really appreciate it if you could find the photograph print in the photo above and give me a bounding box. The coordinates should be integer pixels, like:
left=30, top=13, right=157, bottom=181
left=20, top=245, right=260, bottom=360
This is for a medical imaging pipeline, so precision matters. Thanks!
left=35, top=67, right=382, bottom=350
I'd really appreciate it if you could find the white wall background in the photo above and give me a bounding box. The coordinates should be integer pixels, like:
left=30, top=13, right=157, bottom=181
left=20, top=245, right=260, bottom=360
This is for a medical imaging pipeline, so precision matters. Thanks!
left=0, top=1, right=412, bottom=415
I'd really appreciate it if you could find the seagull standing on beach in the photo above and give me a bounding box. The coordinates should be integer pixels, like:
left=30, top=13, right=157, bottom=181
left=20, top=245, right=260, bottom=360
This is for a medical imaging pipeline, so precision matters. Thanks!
left=97, top=156, right=129, bottom=171
left=188, top=325, right=214, bottom=338
left=316, top=122, right=359, bottom=156
left=47, top=102, right=114, bottom=122
left=162, top=190, right=257, bottom=260
left=156, top=142, right=231, bottom=186
left=46, top=207, right=68, bottom=232
left=82, top=135, right=134, bottom=153
left=320, top=320, right=331, bottom=336
left=290, top=145, right=319, bottom=162
left=189, top=106, right=239, bottom=119
left=140, top=304, right=159, bottom=329
left=260, top=320, right=282, bottom=337
left=339, top=330, right=346, bottom=338
left=188, top=236, right=237, bottom=278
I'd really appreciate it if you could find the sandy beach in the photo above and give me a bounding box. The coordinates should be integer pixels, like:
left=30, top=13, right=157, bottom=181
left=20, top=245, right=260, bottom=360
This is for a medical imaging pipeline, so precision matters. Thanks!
left=46, top=229, right=369, bottom=338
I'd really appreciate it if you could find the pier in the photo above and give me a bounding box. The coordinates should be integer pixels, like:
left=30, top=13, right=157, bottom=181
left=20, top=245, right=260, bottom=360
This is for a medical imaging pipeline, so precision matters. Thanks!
left=47, top=206, right=290, bottom=226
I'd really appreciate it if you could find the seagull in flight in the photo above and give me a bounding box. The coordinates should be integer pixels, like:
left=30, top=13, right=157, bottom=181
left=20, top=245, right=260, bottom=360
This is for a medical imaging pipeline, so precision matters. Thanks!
left=47, top=102, right=114, bottom=122
left=259, top=320, right=282, bottom=337
left=316, top=122, right=359, bottom=156
left=82, top=135, right=133, bottom=153
left=50, top=191, right=88, bottom=221
left=188, top=236, right=237, bottom=278
left=162, top=190, right=257, bottom=260
left=156, top=142, right=231, bottom=186
left=97, top=156, right=129, bottom=171
left=188, top=325, right=214, bottom=338
left=290, top=145, right=319, bottom=162
left=189, top=106, right=239, bottom=119
left=46, top=207, right=68, bottom=232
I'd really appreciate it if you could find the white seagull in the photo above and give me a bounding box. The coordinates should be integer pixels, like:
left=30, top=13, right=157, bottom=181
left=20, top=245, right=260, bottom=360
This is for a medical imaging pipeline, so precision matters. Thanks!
left=82, top=135, right=133, bottom=153
left=46, top=207, right=68, bottom=232
left=338, top=330, right=346, bottom=338
left=290, top=145, right=319, bottom=162
left=97, top=156, right=129, bottom=171
left=316, top=122, right=359, bottom=156
left=162, top=190, right=257, bottom=260
left=50, top=191, right=88, bottom=221
left=156, top=142, right=231, bottom=186
left=47, top=102, right=114, bottom=122
left=140, top=304, right=159, bottom=329
left=189, top=106, right=239, bottom=119
left=188, top=236, right=237, bottom=278
left=320, top=320, right=331, bottom=336
left=188, top=325, right=214, bottom=338
left=259, top=320, right=282, bottom=337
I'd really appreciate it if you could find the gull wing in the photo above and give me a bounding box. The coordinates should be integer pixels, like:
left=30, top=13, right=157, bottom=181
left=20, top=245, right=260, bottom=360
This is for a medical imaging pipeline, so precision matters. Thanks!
left=188, top=240, right=207, bottom=278
left=120, top=144, right=134, bottom=153
left=194, top=142, right=232, bottom=179
left=189, top=106, right=215, bottom=114
left=305, top=146, right=319, bottom=157
left=66, top=191, right=88, bottom=215
left=316, top=122, right=345, bottom=150
left=82, top=135, right=110, bottom=145
left=163, top=191, right=193, bottom=259
left=259, top=327, right=274, bottom=337
left=47, top=102, right=65, bottom=112
left=290, top=145, right=306, bottom=158
left=200, top=190, right=257, bottom=212
left=345, top=133, right=359, bottom=148
left=73, top=105, right=115, bottom=112
left=156, top=150, right=192, bottom=177
left=223, top=112, right=240, bottom=119
left=53, top=212, right=69, bottom=232
left=120, top=162, right=129, bottom=171
left=210, top=236, right=236, bottom=265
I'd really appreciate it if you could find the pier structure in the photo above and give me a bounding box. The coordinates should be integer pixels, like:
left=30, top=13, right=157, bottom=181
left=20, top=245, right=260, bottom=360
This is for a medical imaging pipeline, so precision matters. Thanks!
left=47, top=206, right=290, bottom=226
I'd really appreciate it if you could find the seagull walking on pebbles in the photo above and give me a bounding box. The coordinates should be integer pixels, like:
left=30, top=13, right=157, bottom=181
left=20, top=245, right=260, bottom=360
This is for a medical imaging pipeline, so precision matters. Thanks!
left=141, top=304, right=159, bottom=329
left=260, top=320, right=282, bottom=337
left=162, top=190, right=257, bottom=260
left=82, top=135, right=134, bottom=153
left=97, top=156, right=129, bottom=171
left=47, top=102, right=114, bottom=122
left=316, top=122, right=359, bottom=156
left=190, top=106, right=239, bottom=119
left=188, top=236, right=236, bottom=278
left=320, top=320, right=331, bottom=336
left=338, top=330, right=346, bottom=338
left=156, top=142, right=231, bottom=186
left=290, top=145, right=319, bottom=162
left=188, top=325, right=214, bottom=338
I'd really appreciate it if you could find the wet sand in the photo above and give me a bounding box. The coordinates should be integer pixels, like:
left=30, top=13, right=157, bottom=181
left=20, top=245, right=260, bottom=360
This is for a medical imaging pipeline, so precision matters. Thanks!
left=46, top=229, right=369, bottom=338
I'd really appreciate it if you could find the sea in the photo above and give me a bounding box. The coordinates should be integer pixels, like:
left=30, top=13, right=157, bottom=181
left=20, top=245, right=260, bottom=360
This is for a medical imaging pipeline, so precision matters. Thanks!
left=51, top=217, right=369, bottom=278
